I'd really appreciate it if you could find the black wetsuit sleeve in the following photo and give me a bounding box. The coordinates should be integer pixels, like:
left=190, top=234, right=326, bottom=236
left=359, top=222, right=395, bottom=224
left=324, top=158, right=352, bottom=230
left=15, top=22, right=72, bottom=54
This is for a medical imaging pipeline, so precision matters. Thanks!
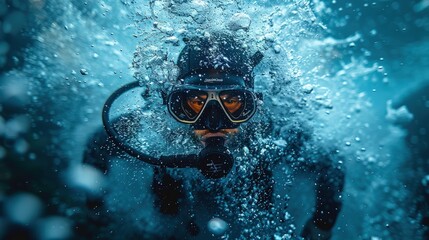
left=260, top=113, right=345, bottom=231
left=312, top=159, right=345, bottom=230
left=280, top=126, right=345, bottom=231
left=82, top=111, right=144, bottom=172
left=82, top=126, right=123, bottom=173
left=82, top=125, right=125, bottom=210
left=81, top=111, right=147, bottom=209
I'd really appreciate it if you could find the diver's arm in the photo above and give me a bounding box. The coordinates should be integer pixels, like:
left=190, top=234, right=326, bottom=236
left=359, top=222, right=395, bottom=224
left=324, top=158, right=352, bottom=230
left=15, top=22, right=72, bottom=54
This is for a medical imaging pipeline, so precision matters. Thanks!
left=83, top=111, right=142, bottom=172
left=82, top=112, right=143, bottom=209
left=82, top=125, right=124, bottom=210
left=82, top=126, right=122, bottom=173
left=312, top=161, right=345, bottom=230
left=301, top=150, right=345, bottom=240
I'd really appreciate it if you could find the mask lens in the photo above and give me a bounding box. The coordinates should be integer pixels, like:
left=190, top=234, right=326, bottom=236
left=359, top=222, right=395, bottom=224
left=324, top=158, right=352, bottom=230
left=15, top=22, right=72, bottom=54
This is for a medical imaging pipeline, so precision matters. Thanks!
left=168, top=90, right=208, bottom=122
left=186, top=91, right=207, bottom=114
left=220, top=90, right=256, bottom=121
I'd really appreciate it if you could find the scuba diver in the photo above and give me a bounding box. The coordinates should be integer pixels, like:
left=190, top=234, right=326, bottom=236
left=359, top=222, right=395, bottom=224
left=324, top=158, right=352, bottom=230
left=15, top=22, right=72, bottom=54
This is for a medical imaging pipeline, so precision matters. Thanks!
left=83, top=33, right=345, bottom=240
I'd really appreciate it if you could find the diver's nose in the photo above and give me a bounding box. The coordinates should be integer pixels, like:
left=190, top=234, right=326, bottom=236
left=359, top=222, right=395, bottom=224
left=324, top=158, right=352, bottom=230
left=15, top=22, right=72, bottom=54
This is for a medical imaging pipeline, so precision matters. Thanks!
left=204, top=101, right=223, bottom=132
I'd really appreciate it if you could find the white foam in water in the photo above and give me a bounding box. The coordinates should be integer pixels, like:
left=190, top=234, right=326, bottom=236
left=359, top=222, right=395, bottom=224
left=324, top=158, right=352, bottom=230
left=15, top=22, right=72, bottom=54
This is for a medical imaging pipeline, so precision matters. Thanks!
left=386, top=100, right=414, bottom=124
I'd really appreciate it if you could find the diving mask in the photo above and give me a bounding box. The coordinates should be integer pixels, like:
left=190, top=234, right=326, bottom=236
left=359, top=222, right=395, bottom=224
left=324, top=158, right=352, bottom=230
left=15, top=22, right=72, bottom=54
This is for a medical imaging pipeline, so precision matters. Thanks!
left=167, top=86, right=258, bottom=129
left=166, top=74, right=260, bottom=130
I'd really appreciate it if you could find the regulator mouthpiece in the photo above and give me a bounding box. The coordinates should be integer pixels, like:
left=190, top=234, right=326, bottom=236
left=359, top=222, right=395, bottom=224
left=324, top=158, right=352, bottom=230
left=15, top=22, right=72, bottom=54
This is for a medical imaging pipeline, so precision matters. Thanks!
left=197, top=137, right=234, bottom=179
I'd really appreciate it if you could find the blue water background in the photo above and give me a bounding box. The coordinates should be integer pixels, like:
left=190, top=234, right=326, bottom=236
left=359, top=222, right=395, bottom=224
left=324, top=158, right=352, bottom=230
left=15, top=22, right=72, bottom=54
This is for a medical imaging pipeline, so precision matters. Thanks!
left=0, top=0, right=428, bottom=239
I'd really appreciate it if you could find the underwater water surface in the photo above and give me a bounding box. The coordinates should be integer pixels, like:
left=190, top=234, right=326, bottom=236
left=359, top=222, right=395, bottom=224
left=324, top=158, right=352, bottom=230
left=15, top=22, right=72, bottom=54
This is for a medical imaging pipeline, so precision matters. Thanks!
left=0, top=0, right=428, bottom=239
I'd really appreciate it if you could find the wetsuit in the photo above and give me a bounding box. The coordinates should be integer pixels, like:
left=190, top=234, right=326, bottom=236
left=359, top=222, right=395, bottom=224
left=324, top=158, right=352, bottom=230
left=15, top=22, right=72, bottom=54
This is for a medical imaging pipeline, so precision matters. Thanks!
left=82, top=115, right=345, bottom=238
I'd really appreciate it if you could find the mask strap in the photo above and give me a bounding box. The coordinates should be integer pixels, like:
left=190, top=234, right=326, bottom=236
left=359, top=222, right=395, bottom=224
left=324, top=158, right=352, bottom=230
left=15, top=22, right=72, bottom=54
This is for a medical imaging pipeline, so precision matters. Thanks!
left=247, top=51, right=264, bottom=89
left=250, top=51, right=264, bottom=68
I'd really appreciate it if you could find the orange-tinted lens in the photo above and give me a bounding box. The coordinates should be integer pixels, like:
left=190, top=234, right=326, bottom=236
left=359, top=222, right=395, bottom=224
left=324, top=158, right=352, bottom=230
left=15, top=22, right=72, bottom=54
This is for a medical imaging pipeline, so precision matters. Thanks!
left=220, top=93, right=243, bottom=114
left=168, top=90, right=207, bottom=122
left=187, top=94, right=207, bottom=114
left=220, top=90, right=256, bottom=121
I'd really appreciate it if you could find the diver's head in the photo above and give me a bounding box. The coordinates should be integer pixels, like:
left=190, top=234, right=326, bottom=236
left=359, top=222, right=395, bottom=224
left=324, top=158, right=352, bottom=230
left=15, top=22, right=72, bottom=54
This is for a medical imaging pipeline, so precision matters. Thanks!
left=166, top=34, right=262, bottom=143
left=103, top=34, right=263, bottom=178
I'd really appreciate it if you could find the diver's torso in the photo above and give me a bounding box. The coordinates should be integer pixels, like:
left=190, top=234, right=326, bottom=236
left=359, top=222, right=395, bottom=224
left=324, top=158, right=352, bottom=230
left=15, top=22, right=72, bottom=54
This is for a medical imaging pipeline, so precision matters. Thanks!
left=153, top=150, right=294, bottom=240
left=104, top=111, right=301, bottom=238
left=145, top=114, right=301, bottom=239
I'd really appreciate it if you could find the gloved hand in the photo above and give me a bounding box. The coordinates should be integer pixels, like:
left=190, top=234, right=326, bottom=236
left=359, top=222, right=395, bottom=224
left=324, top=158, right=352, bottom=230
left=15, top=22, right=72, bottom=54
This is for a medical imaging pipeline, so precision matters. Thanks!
left=301, top=218, right=332, bottom=240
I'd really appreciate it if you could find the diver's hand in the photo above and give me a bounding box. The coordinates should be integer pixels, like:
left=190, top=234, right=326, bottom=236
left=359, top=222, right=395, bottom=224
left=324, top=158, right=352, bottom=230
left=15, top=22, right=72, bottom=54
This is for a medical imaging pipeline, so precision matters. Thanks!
left=301, top=218, right=332, bottom=240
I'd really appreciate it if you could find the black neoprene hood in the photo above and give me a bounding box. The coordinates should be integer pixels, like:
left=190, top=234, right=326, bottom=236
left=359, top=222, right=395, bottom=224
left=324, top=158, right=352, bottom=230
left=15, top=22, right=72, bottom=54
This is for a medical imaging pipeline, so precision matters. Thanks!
left=176, top=34, right=257, bottom=88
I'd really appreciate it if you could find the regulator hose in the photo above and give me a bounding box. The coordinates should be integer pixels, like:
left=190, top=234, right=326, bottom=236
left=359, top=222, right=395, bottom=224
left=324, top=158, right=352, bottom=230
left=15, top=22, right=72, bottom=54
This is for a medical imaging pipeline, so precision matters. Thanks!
left=102, top=81, right=198, bottom=168
left=102, top=81, right=234, bottom=178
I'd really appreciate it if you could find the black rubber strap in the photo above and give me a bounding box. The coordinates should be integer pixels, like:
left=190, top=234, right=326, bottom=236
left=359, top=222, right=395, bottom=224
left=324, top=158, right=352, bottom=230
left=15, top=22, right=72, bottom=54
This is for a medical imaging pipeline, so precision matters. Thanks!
left=102, top=81, right=198, bottom=168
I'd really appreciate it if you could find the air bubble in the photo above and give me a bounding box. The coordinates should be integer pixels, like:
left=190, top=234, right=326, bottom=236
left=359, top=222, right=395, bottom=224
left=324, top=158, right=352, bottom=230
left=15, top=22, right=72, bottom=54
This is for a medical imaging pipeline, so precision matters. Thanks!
left=228, top=13, right=251, bottom=31
left=35, top=217, right=72, bottom=240
left=422, top=175, right=429, bottom=186
left=65, top=164, right=106, bottom=196
left=302, top=84, right=314, bottom=94
left=207, top=217, right=228, bottom=236
left=14, top=139, right=28, bottom=154
left=273, top=45, right=281, bottom=53
left=80, top=69, right=89, bottom=75
left=4, top=193, right=42, bottom=225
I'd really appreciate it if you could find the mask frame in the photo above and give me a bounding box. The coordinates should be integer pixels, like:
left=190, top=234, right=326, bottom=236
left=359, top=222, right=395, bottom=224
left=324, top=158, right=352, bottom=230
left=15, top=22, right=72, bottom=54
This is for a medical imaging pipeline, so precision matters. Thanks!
left=167, top=85, right=259, bottom=126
